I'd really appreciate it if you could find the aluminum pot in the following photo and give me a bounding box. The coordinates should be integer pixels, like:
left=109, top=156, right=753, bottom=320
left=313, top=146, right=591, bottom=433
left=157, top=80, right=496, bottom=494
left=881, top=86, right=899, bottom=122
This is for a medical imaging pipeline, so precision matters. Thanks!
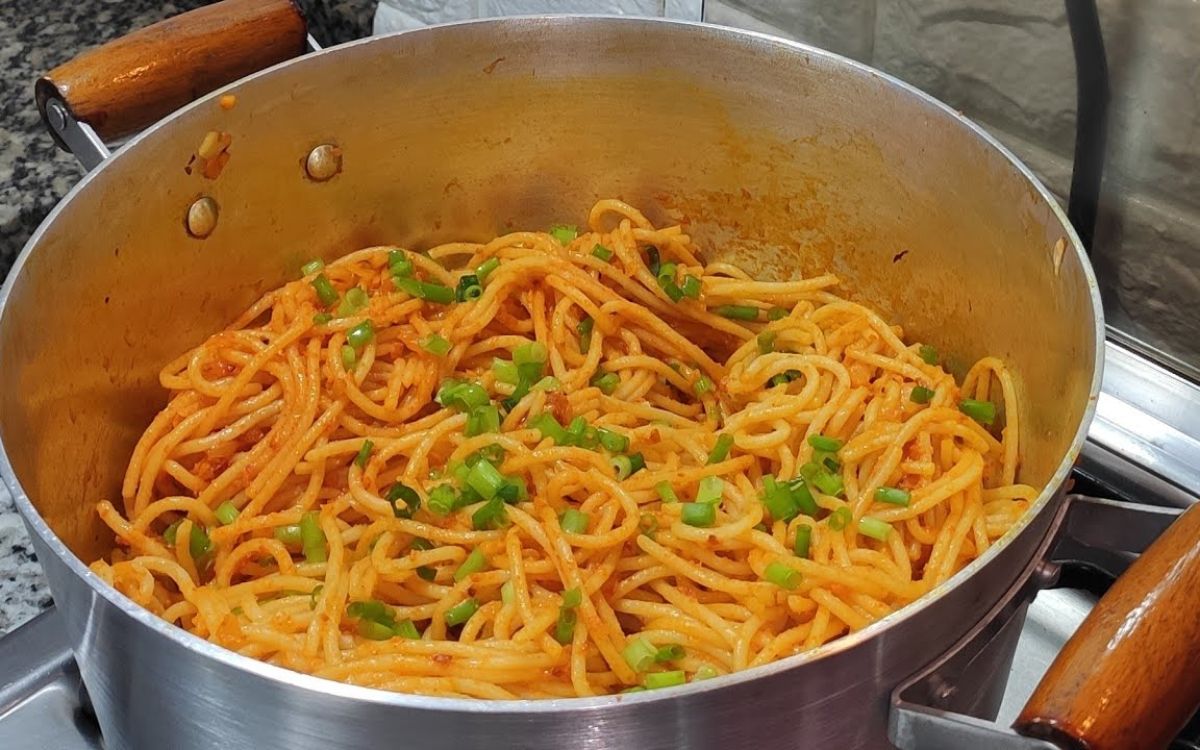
left=0, top=3, right=1128, bottom=749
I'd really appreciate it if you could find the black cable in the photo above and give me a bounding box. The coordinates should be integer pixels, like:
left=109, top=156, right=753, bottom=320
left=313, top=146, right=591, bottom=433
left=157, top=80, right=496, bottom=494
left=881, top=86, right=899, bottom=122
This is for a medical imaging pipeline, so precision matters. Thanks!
left=1064, top=0, right=1110, bottom=252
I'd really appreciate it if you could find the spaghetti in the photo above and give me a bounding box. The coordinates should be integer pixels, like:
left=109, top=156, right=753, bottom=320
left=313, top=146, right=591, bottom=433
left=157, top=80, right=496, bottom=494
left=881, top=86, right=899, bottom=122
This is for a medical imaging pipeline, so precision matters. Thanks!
left=91, top=199, right=1035, bottom=698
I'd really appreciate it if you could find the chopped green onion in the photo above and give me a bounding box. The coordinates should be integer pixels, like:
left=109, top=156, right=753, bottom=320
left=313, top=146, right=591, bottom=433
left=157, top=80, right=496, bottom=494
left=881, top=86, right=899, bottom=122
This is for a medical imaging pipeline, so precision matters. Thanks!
left=455, top=273, right=483, bottom=302
left=347, top=599, right=392, bottom=623
left=354, top=439, right=374, bottom=468
left=436, top=379, right=489, bottom=411
left=388, top=250, right=413, bottom=277
left=513, top=342, right=547, bottom=366
left=645, top=670, right=686, bottom=689
left=910, top=386, right=936, bottom=404
left=794, top=524, right=813, bottom=558
left=816, top=471, right=845, bottom=497
left=560, top=587, right=582, bottom=609
left=707, top=433, right=734, bottom=464
left=875, top=486, right=911, bottom=506
left=577, top=317, right=594, bottom=352
left=611, top=455, right=633, bottom=479
left=694, top=664, right=720, bottom=680
left=681, top=502, right=716, bottom=527
left=768, top=369, right=802, bottom=387
left=274, top=524, right=301, bottom=545
left=828, top=506, right=852, bottom=531
left=358, top=619, right=396, bottom=640
left=310, top=274, right=338, bottom=306
left=680, top=275, right=702, bottom=299
left=959, top=399, right=997, bottom=426
left=597, top=428, right=630, bottom=453
left=500, top=580, right=516, bottom=605
left=444, top=598, right=479, bottom=626
left=767, top=306, right=789, bottom=321
left=454, top=548, right=487, bottom=581
left=858, top=516, right=893, bottom=541
left=622, top=637, right=658, bottom=672
left=189, top=524, right=212, bottom=559
left=492, top=358, right=519, bottom=385
left=645, top=246, right=661, bottom=275
left=533, top=376, right=560, bottom=392
left=496, top=479, right=526, bottom=504
left=696, top=476, right=724, bottom=504
left=757, top=330, right=777, bottom=354
left=531, top=413, right=570, bottom=445
left=347, top=320, right=375, bottom=349
left=761, top=476, right=798, bottom=522
left=656, top=262, right=677, bottom=286
left=419, top=280, right=454, bottom=305
left=714, top=304, right=759, bottom=321
left=611, top=453, right=645, bottom=480
left=622, top=686, right=646, bottom=694
left=214, top=501, right=239, bottom=525
left=786, top=478, right=820, bottom=516
left=393, top=277, right=454, bottom=304
left=560, top=508, right=589, bottom=534
left=312, top=312, right=332, bottom=325
left=301, top=259, right=325, bottom=275
left=808, top=434, right=843, bottom=452
left=394, top=619, right=421, bottom=640
left=566, top=416, right=587, bottom=445
left=592, top=244, right=613, bottom=261
left=592, top=372, right=620, bottom=395
left=387, top=483, right=421, bottom=517
left=466, top=458, right=505, bottom=500
left=815, top=450, right=840, bottom=473
left=656, top=481, right=679, bottom=504
left=654, top=644, right=684, bottom=662
left=465, top=404, right=501, bottom=436
left=476, top=257, right=500, bottom=283
left=764, top=561, right=801, bottom=590
left=309, top=584, right=324, bottom=609
left=694, top=375, right=713, bottom=395
left=340, top=344, right=357, bottom=370
left=427, top=485, right=457, bottom=515
left=549, top=224, right=578, bottom=244
left=801, top=462, right=844, bottom=497
left=422, top=333, right=451, bottom=356
left=918, top=344, right=939, bottom=365
left=299, top=511, right=326, bottom=563
left=656, top=263, right=683, bottom=301
left=554, top=606, right=578, bottom=644
left=336, top=286, right=369, bottom=317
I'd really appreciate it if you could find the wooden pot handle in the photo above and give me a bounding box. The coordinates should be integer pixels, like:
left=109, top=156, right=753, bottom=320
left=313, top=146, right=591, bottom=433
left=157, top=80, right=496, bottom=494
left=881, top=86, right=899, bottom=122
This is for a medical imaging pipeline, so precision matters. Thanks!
left=1015, top=501, right=1200, bottom=750
left=35, top=0, right=307, bottom=145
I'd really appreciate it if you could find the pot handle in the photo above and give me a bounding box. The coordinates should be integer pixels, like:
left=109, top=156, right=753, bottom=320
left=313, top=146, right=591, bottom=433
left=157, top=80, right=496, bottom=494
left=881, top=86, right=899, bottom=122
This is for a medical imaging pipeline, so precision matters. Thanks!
left=1014, top=501, right=1200, bottom=749
left=35, top=0, right=307, bottom=149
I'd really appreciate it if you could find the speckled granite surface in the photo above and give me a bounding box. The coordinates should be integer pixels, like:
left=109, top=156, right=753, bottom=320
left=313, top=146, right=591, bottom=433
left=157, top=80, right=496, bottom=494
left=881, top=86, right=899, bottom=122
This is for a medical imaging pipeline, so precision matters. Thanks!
left=0, top=0, right=373, bottom=637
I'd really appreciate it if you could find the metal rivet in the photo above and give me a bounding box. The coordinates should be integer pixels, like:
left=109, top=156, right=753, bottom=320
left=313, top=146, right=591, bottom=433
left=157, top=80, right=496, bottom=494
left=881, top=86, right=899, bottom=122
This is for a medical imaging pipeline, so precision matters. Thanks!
left=305, top=144, right=342, bottom=182
left=47, top=100, right=68, bottom=131
left=186, top=196, right=219, bottom=238
left=1032, top=560, right=1061, bottom=590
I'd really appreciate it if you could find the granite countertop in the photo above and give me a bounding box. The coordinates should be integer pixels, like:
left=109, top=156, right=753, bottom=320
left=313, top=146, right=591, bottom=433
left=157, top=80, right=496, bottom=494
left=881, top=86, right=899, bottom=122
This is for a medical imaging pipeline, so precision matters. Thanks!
left=0, top=0, right=373, bottom=638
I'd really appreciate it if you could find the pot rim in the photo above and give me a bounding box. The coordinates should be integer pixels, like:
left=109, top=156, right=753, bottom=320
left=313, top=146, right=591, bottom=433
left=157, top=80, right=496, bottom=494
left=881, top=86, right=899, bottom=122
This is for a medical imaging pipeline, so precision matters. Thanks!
left=0, top=14, right=1104, bottom=712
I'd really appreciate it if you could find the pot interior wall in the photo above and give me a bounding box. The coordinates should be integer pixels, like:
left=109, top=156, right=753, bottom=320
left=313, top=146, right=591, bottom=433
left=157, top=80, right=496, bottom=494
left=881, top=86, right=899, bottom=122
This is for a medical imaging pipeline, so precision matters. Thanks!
left=0, top=18, right=1097, bottom=563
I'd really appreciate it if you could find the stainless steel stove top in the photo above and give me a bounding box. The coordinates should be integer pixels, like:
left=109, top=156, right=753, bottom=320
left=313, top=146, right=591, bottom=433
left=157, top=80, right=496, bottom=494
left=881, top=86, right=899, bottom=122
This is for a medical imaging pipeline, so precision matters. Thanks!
left=2, top=339, right=1197, bottom=749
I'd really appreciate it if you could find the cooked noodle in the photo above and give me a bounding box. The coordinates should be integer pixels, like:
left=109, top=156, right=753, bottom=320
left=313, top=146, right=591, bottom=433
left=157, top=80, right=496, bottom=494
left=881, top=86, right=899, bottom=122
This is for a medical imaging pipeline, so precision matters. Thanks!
left=91, top=199, right=1035, bottom=697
